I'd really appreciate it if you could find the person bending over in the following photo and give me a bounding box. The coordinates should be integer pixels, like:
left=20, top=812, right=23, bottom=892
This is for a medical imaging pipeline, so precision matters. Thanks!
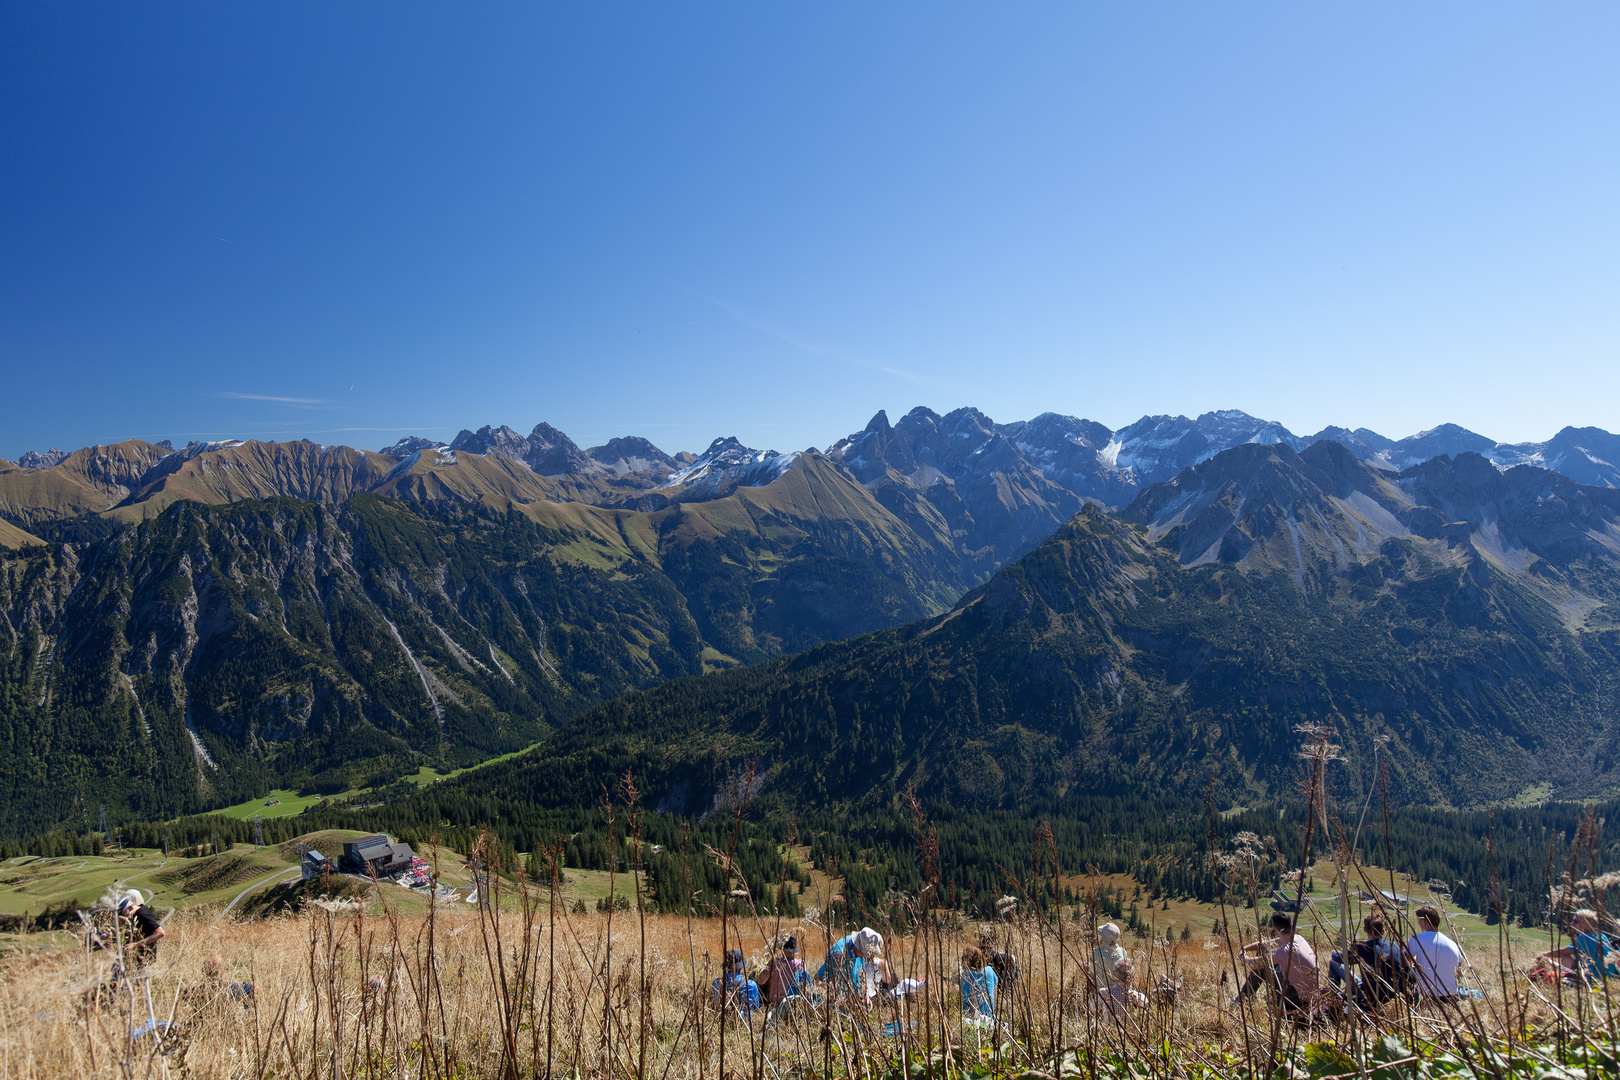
left=116, top=890, right=166, bottom=970
left=817, top=926, right=883, bottom=1000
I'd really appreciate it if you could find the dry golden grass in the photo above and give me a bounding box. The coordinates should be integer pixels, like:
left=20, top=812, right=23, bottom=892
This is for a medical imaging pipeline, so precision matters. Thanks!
left=1, top=859, right=1611, bottom=1080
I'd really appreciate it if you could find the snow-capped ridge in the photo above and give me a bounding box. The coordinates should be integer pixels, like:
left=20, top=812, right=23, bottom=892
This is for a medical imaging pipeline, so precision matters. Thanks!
left=663, top=437, right=799, bottom=490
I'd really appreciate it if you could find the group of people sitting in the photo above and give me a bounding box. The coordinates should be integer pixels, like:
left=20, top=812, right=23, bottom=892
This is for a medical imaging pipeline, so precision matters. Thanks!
left=714, top=901, right=1592, bottom=1027
left=710, top=925, right=1012, bottom=1022
left=1232, top=905, right=1487, bottom=1019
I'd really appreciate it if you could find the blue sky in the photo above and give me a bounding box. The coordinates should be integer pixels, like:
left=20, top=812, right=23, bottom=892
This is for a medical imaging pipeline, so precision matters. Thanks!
left=2, top=3, right=1617, bottom=460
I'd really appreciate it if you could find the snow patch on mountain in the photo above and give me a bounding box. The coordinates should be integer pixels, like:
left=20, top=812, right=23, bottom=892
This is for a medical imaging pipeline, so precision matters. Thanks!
left=380, top=436, right=447, bottom=458
left=663, top=437, right=799, bottom=490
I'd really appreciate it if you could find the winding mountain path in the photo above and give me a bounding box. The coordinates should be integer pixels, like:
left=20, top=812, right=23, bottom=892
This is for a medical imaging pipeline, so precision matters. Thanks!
left=218, top=866, right=302, bottom=920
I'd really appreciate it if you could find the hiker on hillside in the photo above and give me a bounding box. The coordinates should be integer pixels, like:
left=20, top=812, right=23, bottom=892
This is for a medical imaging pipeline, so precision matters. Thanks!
left=959, top=947, right=998, bottom=1021
left=1330, top=914, right=1410, bottom=1010
left=1406, top=905, right=1468, bottom=1001
left=116, top=890, right=165, bottom=969
left=817, top=926, right=883, bottom=1000
left=1232, top=912, right=1317, bottom=1016
left=1091, top=922, right=1127, bottom=990
left=755, top=934, right=809, bottom=1005
left=1538, top=908, right=1619, bottom=984
left=712, top=949, right=760, bottom=1018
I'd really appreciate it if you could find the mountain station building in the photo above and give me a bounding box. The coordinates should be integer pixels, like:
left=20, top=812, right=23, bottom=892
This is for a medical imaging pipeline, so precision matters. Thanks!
left=340, top=834, right=415, bottom=876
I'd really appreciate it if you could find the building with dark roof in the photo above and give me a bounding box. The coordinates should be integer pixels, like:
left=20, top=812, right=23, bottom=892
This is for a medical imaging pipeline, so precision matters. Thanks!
left=340, top=834, right=415, bottom=876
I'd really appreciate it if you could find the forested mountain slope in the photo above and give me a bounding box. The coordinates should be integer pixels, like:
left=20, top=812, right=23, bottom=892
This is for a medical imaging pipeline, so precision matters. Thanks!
left=447, top=441, right=1620, bottom=817
left=0, top=453, right=967, bottom=835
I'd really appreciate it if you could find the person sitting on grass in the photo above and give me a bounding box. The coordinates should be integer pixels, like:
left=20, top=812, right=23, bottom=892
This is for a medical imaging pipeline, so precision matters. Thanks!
left=1406, top=905, right=1467, bottom=1001
left=712, top=948, right=760, bottom=1019
left=203, top=954, right=256, bottom=1005
left=978, top=924, right=1021, bottom=988
left=1233, top=912, right=1317, bottom=1017
left=1097, top=957, right=1148, bottom=1019
left=1538, top=909, right=1619, bottom=985
left=1330, top=914, right=1409, bottom=1010
left=1091, top=922, right=1127, bottom=991
left=755, top=935, right=809, bottom=1005
left=959, top=947, right=999, bottom=1021
left=817, top=926, right=883, bottom=1000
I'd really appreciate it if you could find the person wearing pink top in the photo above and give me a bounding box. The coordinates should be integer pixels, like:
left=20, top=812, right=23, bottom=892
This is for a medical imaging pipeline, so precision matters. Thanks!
left=1233, top=912, right=1318, bottom=1016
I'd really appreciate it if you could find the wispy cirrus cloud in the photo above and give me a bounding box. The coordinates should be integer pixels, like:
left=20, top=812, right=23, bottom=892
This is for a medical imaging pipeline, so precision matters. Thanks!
left=699, top=294, right=945, bottom=388
left=214, top=391, right=333, bottom=407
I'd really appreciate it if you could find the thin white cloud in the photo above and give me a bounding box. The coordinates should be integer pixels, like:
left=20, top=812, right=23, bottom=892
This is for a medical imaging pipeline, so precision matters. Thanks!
left=215, top=392, right=333, bottom=406
left=699, top=294, right=944, bottom=387
left=147, top=426, right=448, bottom=441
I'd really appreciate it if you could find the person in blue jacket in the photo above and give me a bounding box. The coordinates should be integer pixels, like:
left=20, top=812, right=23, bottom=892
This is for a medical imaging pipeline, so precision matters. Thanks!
left=960, top=946, right=999, bottom=1020
left=817, top=926, right=884, bottom=1000
left=712, top=949, right=760, bottom=1018
left=1540, top=910, right=1620, bottom=984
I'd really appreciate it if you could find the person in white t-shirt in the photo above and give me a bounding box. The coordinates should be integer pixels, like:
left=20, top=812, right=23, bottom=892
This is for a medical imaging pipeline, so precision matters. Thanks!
left=1406, top=905, right=1465, bottom=999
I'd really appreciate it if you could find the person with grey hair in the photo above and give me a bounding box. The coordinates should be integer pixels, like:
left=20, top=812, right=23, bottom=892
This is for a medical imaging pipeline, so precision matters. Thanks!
left=1091, top=923, right=1127, bottom=989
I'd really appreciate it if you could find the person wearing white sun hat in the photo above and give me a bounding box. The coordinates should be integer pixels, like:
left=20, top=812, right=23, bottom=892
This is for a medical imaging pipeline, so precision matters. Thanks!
left=115, top=889, right=166, bottom=968
left=817, top=926, right=884, bottom=1000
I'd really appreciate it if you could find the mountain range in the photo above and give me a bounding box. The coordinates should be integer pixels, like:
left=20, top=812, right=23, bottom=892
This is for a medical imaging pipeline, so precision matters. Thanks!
left=447, top=441, right=1620, bottom=817
left=6, top=409, right=1616, bottom=573
left=2, top=407, right=1619, bottom=833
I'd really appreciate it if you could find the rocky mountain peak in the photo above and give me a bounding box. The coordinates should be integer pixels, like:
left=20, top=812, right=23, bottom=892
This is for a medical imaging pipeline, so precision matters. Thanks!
left=17, top=448, right=70, bottom=469
left=663, top=436, right=798, bottom=495
left=379, top=436, right=445, bottom=457
left=447, top=422, right=603, bottom=477
left=585, top=436, right=676, bottom=476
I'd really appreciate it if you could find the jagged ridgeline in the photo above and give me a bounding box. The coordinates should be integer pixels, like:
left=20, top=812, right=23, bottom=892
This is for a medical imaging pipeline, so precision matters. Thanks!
left=0, top=479, right=966, bottom=835
left=447, top=441, right=1620, bottom=815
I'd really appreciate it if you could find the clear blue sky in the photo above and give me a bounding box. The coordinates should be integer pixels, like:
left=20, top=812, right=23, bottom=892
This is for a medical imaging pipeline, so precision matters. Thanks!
left=3, top=3, right=1617, bottom=460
